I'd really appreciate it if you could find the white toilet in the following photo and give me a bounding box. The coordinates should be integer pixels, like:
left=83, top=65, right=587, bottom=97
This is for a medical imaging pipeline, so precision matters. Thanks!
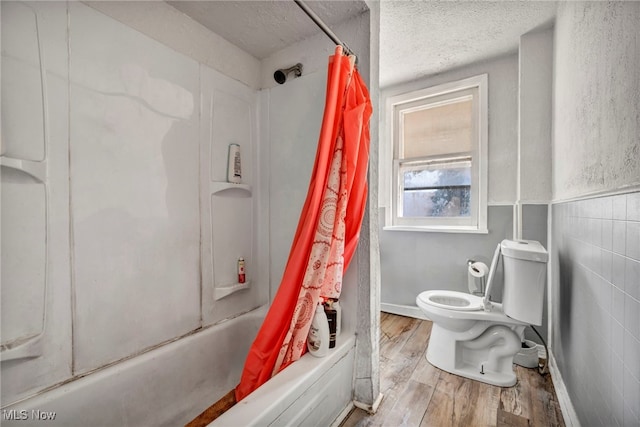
left=416, top=239, right=548, bottom=387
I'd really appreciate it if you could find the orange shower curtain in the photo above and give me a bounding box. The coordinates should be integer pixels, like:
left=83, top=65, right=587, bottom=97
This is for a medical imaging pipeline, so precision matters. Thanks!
left=235, top=46, right=371, bottom=402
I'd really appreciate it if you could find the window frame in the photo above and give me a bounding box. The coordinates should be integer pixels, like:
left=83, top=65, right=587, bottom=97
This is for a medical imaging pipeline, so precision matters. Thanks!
left=385, top=74, right=488, bottom=233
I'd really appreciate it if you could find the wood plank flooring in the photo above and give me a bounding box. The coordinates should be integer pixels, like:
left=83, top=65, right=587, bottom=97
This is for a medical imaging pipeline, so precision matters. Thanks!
left=185, top=390, right=236, bottom=427
left=340, top=313, right=565, bottom=427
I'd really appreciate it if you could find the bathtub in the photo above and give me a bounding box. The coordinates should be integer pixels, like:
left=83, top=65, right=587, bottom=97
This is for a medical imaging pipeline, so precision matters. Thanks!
left=212, top=333, right=356, bottom=427
left=2, top=304, right=356, bottom=427
left=3, top=306, right=267, bottom=426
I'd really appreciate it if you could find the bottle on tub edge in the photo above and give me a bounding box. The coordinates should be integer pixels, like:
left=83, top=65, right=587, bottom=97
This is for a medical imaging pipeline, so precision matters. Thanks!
left=333, top=299, right=341, bottom=337
left=324, top=300, right=337, bottom=349
left=307, top=302, right=329, bottom=357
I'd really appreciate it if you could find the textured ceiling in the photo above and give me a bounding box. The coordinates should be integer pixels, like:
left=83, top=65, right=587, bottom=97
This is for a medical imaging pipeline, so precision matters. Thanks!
left=168, top=1, right=369, bottom=59
left=380, top=1, right=558, bottom=88
left=168, top=1, right=558, bottom=88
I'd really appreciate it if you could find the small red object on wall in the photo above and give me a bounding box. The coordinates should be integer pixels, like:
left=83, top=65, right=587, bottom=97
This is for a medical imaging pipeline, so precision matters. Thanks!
left=238, top=258, right=246, bottom=284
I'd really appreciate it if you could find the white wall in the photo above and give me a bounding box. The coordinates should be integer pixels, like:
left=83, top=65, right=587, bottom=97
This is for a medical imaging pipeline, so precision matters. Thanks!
left=518, top=27, right=553, bottom=204
left=553, top=1, right=640, bottom=201
left=85, top=1, right=260, bottom=89
left=69, top=3, right=202, bottom=374
left=265, top=71, right=325, bottom=299
left=1, top=0, right=264, bottom=406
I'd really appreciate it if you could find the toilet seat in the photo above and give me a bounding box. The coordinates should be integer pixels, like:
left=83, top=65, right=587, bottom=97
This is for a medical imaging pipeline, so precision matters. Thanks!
left=418, top=290, right=483, bottom=311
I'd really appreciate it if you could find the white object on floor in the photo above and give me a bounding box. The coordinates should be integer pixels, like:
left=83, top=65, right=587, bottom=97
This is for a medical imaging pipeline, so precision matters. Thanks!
left=513, top=339, right=539, bottom=368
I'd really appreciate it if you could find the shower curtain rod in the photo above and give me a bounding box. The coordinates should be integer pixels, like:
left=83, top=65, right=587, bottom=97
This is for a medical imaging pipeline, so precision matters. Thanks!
left=293, top=0, right=357, bottom=59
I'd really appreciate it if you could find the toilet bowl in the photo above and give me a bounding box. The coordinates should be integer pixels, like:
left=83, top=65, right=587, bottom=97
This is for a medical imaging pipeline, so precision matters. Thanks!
left=416, top=239, right=548, bottom=387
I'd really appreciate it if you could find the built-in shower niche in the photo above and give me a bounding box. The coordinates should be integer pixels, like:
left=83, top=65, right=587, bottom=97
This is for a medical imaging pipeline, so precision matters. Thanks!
left=210, top=183, right=253, bottom=301
left=1, top=1, right=48, bottom=362
left=1, top=1, right=46, bottom=162
left=199, top=64, right=259, bottom=326
left=1, top=168, right=47, bottom=360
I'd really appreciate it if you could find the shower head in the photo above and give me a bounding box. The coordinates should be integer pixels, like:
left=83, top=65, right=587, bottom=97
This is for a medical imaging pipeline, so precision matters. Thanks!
left=274, top=63, right=303, bottom=84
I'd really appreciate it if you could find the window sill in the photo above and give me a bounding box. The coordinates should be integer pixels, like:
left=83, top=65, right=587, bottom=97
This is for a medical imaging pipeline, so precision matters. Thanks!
left=382, top=225, right=489, bottom=234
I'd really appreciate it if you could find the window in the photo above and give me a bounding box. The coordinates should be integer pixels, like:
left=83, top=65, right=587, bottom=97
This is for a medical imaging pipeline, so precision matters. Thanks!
left=385, top=74, right=488, bottom=232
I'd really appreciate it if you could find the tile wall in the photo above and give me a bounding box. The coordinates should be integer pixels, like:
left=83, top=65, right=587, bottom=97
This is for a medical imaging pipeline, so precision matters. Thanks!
left=552, top=191, right=640, bottom=426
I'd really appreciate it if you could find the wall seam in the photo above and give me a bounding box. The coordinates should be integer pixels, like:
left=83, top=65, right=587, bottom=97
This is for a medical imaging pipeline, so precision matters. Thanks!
left=550, top=185, right=640, bottom=205
left=66, top=0, right=77, bottom=376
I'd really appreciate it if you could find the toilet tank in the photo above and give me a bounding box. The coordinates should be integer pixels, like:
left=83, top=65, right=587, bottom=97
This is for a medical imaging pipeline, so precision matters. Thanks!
left=501, top=239, right=548, bottom=325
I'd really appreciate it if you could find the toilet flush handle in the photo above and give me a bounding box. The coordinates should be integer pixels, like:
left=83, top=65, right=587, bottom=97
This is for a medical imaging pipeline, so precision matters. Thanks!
left=482, top=243, right=502, bottom=312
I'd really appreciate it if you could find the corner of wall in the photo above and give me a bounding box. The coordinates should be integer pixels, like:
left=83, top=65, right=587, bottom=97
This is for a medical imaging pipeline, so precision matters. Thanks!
left=84, top=1, right=261, bottom=89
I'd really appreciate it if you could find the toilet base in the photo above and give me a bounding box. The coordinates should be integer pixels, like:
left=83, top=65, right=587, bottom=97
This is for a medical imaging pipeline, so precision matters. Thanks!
left=426, top=354, right=517, bottom=387
left=426, top=322, right=524, bottom=387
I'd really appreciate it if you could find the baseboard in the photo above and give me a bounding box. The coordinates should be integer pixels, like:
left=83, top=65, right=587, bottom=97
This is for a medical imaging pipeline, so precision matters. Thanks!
left=380, top=303, right=429, bottom=320
left=548, top=350, right=581, bottom=427
left=330, top=401, right=354, bottom=427
left=353, top=393, right=384, bottom=415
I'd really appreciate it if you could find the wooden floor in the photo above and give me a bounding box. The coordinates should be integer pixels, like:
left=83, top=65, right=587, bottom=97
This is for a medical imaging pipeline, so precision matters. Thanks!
left=186, top=390, right=235, bottom=427
left=340, top=313, right=565, bottom=427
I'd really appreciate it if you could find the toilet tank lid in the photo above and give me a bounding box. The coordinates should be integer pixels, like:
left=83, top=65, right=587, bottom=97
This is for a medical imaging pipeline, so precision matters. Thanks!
left=500, top=239, right=548, bottom=263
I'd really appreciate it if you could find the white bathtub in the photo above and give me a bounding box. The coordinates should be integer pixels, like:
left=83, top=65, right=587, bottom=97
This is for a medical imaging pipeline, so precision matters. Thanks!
left=2, top=306, right=267, bottom=426
left=212, top=333, right=356, bottom=427
left=2, top=305, right=356, bottom=427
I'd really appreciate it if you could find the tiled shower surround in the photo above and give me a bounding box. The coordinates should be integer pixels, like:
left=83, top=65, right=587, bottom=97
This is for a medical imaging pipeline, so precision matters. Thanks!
left=552, top=191, right=640, bottom=427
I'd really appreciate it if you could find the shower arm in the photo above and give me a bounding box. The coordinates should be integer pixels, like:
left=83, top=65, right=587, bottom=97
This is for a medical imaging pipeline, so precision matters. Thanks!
left=293, top=0, right=357, bottom=60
